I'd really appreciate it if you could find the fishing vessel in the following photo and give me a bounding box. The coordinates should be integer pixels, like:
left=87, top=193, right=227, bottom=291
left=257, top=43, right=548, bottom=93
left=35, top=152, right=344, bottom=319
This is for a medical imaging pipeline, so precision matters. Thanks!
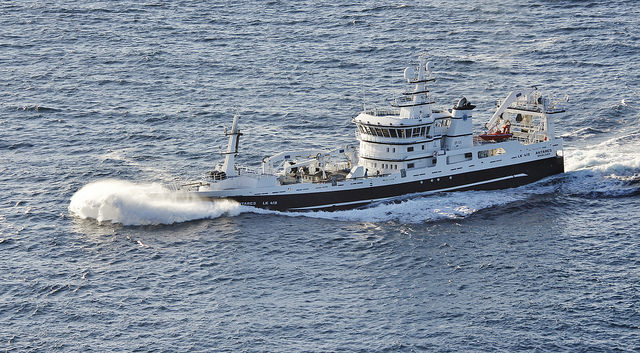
left=182, top=57, right=565, bottom=211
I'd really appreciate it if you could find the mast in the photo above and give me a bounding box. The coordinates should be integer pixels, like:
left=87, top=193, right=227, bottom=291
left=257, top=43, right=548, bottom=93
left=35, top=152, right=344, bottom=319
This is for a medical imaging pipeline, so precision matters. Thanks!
left=396, top=55, right=434, bottom=119
left=221, top=114, right=242, bottom=177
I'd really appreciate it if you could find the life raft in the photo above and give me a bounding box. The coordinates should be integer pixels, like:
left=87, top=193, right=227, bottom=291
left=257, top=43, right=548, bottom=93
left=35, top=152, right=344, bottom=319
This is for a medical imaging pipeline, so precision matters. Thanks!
left=479, top=124, right=512, bottom=142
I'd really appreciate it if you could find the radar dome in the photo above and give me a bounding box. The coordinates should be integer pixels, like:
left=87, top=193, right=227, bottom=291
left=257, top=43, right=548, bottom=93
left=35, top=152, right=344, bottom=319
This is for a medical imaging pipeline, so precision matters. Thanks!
left=426, top=62, right=434, bottom=72
left=403, top=66, right=416, bottom=81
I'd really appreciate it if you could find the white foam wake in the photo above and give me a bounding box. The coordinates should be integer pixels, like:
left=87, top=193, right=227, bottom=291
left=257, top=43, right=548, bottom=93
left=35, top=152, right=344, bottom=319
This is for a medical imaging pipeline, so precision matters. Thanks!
left=564, top=132, right=640, bottom=175
left=68, top=179, right=241, bottom=226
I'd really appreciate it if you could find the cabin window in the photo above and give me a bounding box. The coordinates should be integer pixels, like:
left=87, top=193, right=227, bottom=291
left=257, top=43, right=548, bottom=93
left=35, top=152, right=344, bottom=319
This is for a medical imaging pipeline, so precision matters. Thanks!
left=390, top=129, right=398, bottom=138
left=407, top=146, right=414, bottom=152
left=382, top=128, right=390, bottom=138
left=386, top=147, right=389, bottom=152
left=392, top=148, right=396, bottom=153
left=405, top=128, right=412, bottom=137
left=407, top=163, right=415, bottom=169
left=394, top=165, right=397, bottom=169
left=398, top=129, right=405, bottom=138
left=412, top=128, right=421, bottom=137
left=420, top=126, right=426, bottom=136
left=375, top=127, right=383, bottom=136
left=464, top=152, right=472, bottom=159
left=422, top=145, right=425, bottom=150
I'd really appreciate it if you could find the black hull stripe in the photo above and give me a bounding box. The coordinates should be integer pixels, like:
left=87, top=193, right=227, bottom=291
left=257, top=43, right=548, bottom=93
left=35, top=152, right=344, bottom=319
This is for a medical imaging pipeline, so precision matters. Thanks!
left=202, top=156, right=564, bottom=212
left=290, top=173, right=527, bottom=210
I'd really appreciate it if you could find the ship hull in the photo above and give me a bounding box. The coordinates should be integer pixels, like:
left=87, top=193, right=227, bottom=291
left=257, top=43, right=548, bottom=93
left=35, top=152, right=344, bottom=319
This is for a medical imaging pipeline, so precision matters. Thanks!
left=198, top=155, right=564, bottom=211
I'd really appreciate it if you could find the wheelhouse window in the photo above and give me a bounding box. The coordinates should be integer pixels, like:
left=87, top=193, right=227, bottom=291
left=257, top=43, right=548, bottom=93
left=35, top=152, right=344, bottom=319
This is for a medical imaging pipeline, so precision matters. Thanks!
left=359, top=125, right=433, bottom=139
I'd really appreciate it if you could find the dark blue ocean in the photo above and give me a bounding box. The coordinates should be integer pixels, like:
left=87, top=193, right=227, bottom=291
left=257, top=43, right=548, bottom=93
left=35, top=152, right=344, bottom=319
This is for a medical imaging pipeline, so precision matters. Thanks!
left=2, top=1, right=639, bottom=351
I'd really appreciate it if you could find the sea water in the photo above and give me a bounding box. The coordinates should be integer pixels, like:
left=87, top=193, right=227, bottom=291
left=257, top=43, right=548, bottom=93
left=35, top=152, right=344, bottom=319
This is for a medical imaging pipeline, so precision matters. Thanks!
left=1, top=1, right=639, bottom=351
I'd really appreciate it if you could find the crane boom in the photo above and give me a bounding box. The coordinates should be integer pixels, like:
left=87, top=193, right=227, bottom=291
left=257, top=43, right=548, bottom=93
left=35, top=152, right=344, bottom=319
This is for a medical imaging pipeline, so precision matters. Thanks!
left=485, top=88, right=534, bottom=131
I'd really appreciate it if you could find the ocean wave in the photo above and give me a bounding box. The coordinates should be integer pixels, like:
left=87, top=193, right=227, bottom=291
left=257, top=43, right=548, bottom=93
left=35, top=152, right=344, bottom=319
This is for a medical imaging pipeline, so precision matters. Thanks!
left=12, top=105, right=60, bottom=113
left=559, top=127, right=606, bottom=141
left=0, top=142, right=35, bottom=150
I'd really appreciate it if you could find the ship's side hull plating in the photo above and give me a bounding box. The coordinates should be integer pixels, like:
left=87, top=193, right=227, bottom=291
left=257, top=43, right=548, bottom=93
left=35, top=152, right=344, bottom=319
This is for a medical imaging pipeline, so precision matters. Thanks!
left=200, top=156, right=564, bottom=211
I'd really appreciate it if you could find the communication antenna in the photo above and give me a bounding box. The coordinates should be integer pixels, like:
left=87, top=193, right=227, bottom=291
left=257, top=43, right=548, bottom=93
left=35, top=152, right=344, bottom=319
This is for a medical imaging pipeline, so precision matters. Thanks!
left=361, top=76, right=367, bottom=111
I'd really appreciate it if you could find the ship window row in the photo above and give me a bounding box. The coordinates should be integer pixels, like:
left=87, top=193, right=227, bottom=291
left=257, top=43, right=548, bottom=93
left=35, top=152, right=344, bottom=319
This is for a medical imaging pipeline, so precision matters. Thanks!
left=357, top=125, right=431, bottom=138
left=372, top=162, right=401, bottom=171
left=379, top=163, right=399, bottom=170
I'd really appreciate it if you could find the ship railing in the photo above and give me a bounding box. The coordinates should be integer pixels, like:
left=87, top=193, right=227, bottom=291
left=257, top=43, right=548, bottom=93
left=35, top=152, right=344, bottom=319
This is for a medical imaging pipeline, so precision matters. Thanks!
left=180, top=182, right=208, bottom=192
left=364, top=107, right=400, bottom=117
left=207, top=166, right=273, bottom=183
left=166, top=182, right=181, bottom=192
left=165, top=181, right=208, bottom=192
left=236, top=166, right=261, bottom=175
